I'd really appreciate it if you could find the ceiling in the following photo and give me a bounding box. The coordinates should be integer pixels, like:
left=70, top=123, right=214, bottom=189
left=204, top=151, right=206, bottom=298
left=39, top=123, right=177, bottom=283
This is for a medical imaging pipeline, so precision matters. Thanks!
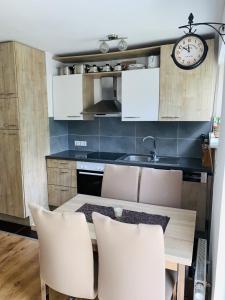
left=0, top=0, right=224, bottom=55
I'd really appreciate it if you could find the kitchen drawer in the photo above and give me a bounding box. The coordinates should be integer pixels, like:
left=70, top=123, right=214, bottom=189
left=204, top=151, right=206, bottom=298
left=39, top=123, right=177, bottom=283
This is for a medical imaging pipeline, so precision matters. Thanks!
left=48, top=185, right=77, bottom=206
left=47, top=167, right=77, bottom=187
left=47, top=159, right=76, bottom=170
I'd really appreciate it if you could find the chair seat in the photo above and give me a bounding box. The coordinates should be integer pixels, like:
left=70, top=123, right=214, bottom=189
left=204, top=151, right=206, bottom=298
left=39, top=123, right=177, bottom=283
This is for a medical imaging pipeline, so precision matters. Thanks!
left=166, top=270, right=177, bottom=300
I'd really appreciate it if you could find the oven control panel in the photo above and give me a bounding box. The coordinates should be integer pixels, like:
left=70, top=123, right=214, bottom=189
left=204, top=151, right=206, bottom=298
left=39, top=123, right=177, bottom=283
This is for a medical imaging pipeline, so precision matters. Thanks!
left=76, top=161, right=105, bottom=172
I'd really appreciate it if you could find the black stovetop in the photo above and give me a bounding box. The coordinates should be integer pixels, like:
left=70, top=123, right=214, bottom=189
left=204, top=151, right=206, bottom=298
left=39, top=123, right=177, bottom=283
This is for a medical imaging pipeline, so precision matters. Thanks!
left=87, top=152, right=125, bottom=161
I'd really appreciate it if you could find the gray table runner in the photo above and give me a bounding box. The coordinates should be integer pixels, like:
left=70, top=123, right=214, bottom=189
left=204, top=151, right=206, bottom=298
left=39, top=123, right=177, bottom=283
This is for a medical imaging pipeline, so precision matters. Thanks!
left=76, top=203, right=170, bottom=232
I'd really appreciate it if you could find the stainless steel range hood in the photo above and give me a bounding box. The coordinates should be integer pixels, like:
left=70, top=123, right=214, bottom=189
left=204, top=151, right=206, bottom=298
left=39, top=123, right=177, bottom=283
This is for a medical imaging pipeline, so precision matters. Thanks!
left=82, top=99, right=121, bottom=116
left=82, top=77, right=121, bottom=117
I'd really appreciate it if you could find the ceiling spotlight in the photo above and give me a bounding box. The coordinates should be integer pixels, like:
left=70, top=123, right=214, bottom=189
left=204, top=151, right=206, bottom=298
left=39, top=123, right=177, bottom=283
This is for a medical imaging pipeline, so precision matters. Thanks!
left=99, top=34, right=128, bottom=53
left=99, top=41, right=110, bottom=53
left=118, top=39, right=128, bottom=51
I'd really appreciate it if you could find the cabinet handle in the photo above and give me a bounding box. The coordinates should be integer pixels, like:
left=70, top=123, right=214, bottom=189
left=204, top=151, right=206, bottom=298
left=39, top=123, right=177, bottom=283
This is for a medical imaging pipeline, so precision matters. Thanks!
left=161, top=116, right=179, bottom=119
left=60, top=171, right=69, bottom=174
left=61, top=189, right=69, bottom=192
left=67, top=116, right=81, bottom=118
left=59, top=162, right=68, bottom=165
left=124, top=116, right=140, bottom=118
left=5, top=124, right=17, bottom=127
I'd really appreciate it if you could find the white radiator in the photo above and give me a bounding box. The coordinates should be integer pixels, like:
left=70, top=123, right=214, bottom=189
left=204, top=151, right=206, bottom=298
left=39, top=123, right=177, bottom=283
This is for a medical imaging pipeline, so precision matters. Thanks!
left=193, top=238, right=207, bottom=300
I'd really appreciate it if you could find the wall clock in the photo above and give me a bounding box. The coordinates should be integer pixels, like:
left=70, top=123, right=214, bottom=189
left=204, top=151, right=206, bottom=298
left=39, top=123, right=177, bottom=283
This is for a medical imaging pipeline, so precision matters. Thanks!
left=171, top=33, right=208, bottom=70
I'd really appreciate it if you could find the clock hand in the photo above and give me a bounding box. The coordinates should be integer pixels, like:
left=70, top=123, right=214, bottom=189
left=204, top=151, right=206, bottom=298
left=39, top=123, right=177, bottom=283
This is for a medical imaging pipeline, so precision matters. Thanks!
left=188, top=44, right=190, bottom=52
left=182, top=46, right=189, bottom=52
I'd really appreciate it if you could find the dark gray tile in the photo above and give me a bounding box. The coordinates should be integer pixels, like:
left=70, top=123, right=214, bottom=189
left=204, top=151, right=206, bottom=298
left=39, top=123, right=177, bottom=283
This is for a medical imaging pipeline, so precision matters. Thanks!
left=136, top=137, right=178, bottom=157
left=68, top=134, right=99, bottom=152
left=178, top=122, right=211, bottom=139
left=49, top=117, right=68, bottom=137
left=68, top=119, right=99, bottom=135
left=157, top=139, right=178, bottom=157
left=50, top=135, right=68, bottom=154
left=100, top=136, right=135, bottom=153
left=178, top=139, right=202, bottom=158
left=136, top=122, right=178, bottom=138
left=100, top=117, right=135, bottom=137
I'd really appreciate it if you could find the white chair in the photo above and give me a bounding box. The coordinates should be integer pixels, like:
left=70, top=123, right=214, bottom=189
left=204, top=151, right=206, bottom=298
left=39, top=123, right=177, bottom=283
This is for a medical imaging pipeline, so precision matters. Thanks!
left=29, top=204, right=97, bottom=300
left=101, top=164, right=140, bottom=202
left=139, top=168, right=183, bottom=208
left=93, top=212, right=176, bottom=300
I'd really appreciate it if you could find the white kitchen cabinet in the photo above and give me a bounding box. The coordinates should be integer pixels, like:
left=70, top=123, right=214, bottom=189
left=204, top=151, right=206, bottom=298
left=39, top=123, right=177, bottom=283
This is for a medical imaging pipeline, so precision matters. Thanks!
left=53, top=75, right=93, bottom=120
left=121, top=68, right=159, bottom=121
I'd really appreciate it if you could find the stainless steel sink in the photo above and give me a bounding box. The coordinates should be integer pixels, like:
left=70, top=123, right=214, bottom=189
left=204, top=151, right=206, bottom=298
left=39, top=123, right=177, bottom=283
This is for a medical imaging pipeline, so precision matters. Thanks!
left=121, top=155, right=153, bottom=163
left=119, top=155, right=179, bottom=166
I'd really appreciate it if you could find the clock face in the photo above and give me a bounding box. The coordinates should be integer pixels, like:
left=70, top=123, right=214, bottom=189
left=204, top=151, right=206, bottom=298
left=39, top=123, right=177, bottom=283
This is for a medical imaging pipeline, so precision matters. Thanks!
left=171, top=34, right=208, bottom=70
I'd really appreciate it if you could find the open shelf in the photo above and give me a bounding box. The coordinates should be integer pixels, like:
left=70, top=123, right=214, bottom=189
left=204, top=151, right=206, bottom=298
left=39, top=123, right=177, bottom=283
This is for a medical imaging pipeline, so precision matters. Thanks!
left=54, top=46, right=160, bottom=63
left=84, top=71, right=122, bottom=79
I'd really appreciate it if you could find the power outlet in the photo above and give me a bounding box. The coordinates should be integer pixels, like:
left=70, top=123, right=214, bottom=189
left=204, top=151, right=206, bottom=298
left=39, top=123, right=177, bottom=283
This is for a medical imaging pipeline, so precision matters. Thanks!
left=74, top=140, right=87, bottom=147
left=80, top=141, right=87, bottom=146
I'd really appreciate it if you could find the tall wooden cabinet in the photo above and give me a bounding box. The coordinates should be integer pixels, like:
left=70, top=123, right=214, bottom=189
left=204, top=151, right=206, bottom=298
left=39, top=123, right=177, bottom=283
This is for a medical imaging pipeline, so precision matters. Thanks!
left=159, top=39, right=216, bottom=121
left=0, top=41, right=49, bottom=219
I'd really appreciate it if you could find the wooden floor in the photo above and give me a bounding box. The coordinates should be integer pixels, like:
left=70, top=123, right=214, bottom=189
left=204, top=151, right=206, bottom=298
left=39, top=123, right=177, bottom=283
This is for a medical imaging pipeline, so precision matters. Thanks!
left=0, top=230, right=193, bottom=300
left=0, top=230, right=85, bottom=300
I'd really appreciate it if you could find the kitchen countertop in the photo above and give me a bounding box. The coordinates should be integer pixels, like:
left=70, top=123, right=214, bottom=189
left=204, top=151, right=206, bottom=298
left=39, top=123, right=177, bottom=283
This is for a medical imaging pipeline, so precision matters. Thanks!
left=46, top=150, right=213, bottom=174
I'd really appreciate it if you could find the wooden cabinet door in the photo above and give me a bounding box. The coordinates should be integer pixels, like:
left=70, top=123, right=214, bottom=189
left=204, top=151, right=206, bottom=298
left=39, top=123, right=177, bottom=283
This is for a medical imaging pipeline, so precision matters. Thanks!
left=47, top=168, right=77, bottom=187
left=0, top=130, right=25, bottom=217
left=122, top=69, right=159, bottom=121
left=0, top=131, right=7, bottom=213
left=0, top=98, right=19, bottom=129
left=159, top=40, right=216, bottom=121
left=0, top=43, right=17, bottom=97
left=48, top=185, right=77, bottom=207
left=182, top=181, right=207, bottom=231
left=53, top=75, right=84, bottom=120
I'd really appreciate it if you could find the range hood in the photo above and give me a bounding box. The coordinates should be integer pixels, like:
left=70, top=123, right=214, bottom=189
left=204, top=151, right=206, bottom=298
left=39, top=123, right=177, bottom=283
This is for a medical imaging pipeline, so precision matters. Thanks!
left=82, top=77, right=121, bottom=116
left=82, top=100, right=121, bottom=116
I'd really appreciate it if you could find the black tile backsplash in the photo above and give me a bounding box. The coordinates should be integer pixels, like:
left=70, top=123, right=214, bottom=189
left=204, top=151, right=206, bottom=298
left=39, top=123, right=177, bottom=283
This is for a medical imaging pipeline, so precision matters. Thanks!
left=100, top=136, right=135, bottom=153
left=178, top=122, right=211, bottom=139
left=49, top=117, right=211, bottom=159
left=68, top=119, right=99, bottom=135
left=136, top=121, right=178, bottom=138
left=178, top=139, right=202, bottom=158
left=49, top=118, right=68, bottom=153
left=100, top=118, right=135, bottom=137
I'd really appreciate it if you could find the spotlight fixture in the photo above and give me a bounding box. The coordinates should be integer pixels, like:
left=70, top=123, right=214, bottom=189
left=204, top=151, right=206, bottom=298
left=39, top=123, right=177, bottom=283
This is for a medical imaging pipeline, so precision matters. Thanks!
left=99, top=34, right=128, bottom=53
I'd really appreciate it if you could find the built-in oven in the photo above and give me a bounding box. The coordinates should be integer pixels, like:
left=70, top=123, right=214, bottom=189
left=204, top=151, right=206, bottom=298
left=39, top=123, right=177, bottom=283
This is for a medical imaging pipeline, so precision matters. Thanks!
left=76, top=161, right=105, bottom=196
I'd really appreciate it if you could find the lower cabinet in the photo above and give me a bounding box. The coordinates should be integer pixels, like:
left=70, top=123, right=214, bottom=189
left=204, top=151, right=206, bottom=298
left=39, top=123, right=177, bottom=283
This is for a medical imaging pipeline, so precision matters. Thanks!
left=182, top=180, right=208, bottom=232
left=48, top=185, right=77, bottom=207
left=0, top=130, right=25, bottom=217
left=47, top=159, right=77, bottom=207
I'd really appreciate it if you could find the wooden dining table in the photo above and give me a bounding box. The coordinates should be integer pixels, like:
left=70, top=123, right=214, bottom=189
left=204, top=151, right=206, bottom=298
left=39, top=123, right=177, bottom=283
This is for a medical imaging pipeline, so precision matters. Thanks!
left=56, top=193, right=196, bottom=300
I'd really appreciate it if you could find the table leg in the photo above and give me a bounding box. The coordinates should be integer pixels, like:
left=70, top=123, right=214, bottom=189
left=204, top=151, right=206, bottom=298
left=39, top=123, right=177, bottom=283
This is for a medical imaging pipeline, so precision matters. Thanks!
left=177, top=264, right=185, bottom=300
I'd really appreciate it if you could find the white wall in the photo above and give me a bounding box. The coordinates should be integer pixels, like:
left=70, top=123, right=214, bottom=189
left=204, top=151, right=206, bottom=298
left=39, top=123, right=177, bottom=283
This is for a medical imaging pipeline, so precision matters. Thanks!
left=210, top=5, right=225, bottom=299
left=210, top=70, right=225, bottom=298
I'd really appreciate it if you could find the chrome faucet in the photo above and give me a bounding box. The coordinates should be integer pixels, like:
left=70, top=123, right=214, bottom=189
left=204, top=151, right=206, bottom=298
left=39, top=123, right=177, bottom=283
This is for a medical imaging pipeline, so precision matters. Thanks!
left=142, top=136, right=159, bottom=162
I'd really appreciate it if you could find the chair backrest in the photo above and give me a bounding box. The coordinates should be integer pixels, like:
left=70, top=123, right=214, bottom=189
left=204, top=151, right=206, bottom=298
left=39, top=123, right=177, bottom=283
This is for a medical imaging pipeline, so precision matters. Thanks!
left=93, top=212, right=165, bottom=300
left=101, top=164, right=140, bottom=202
left=29, top=204, right=96, bottom=299
left=139, top=168, right=183, bottom=208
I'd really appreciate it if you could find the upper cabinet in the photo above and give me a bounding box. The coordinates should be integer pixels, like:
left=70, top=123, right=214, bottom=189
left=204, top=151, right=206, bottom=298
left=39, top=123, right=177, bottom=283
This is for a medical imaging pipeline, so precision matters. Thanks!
left=0, top=43, right=17, bottom=97
left=53, top=75, right=94, bottom=120
left=122, top=68, right=159, bottom=121
left=159, top=39, right=216, bottom=121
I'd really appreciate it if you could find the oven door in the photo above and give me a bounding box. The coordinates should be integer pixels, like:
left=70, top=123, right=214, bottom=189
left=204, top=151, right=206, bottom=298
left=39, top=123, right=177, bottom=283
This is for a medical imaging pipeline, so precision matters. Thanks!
left=77, top=169, right=103, bottom=196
